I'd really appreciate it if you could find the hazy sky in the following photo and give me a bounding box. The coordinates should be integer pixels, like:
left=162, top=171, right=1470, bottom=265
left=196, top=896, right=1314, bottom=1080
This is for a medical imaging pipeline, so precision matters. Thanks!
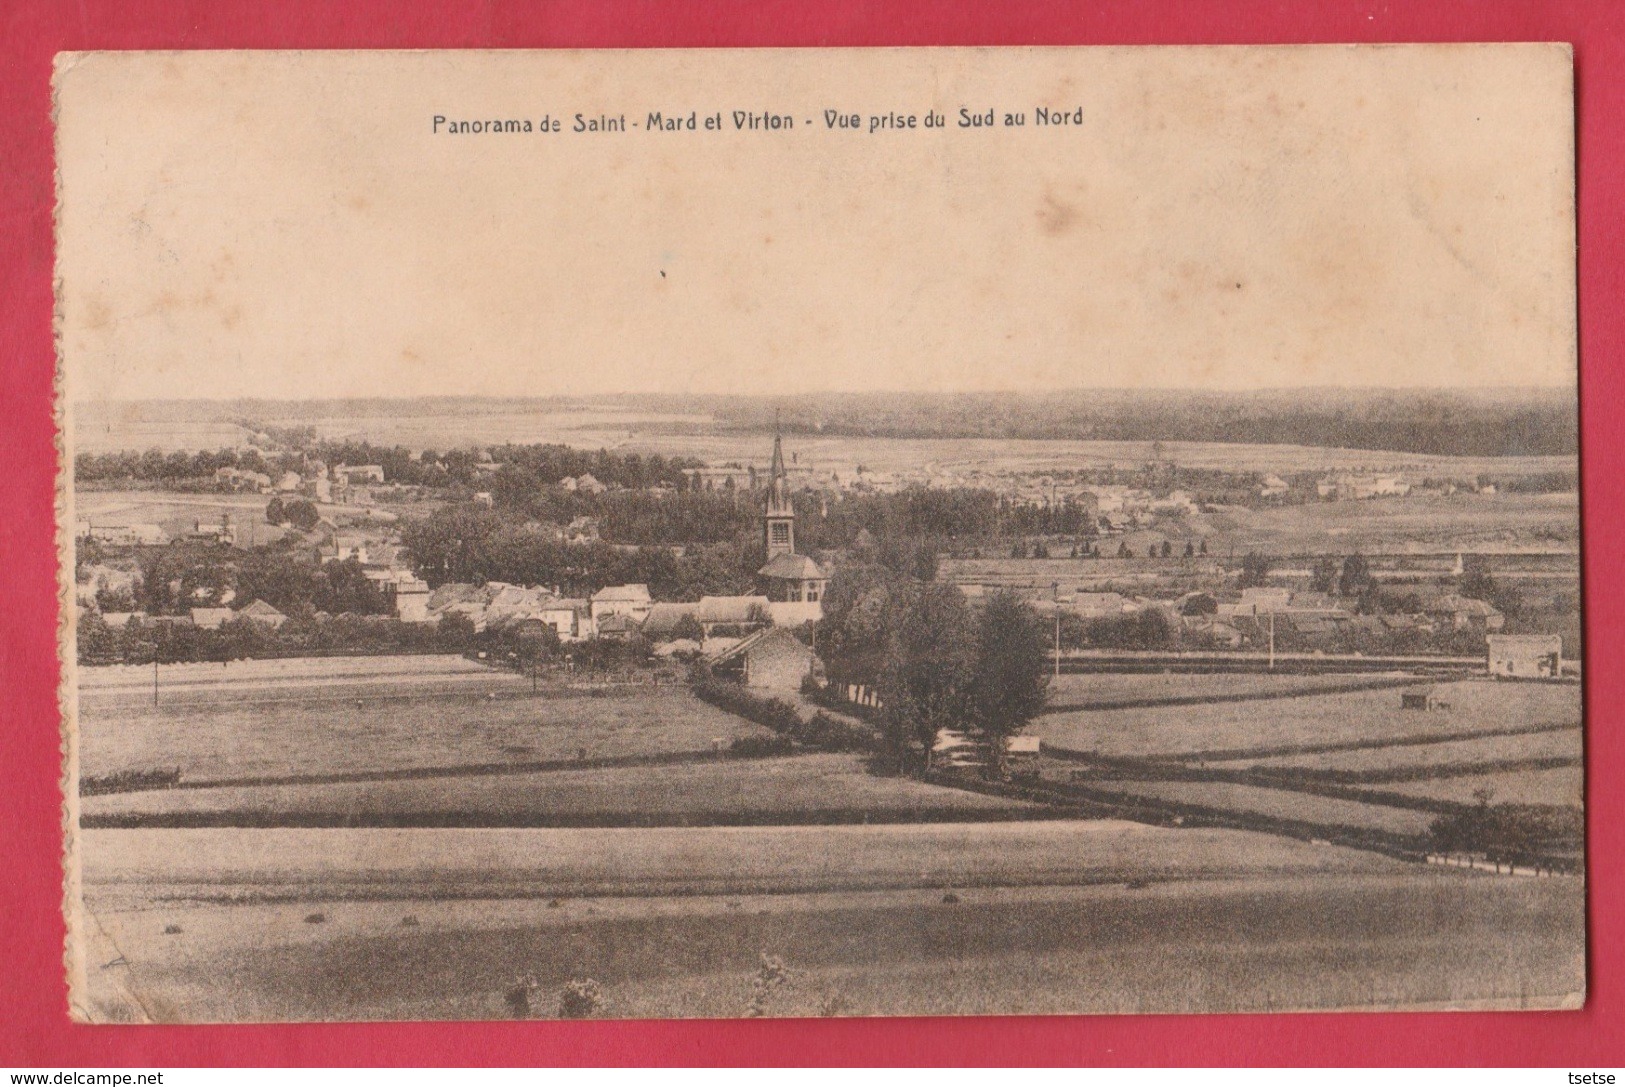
left=56, top=46, right=1576, bottom=401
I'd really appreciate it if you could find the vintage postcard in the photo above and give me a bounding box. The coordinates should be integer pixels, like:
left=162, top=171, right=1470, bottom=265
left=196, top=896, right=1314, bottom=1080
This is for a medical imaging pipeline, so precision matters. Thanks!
left=55, top=46, right=1582, bottom=1022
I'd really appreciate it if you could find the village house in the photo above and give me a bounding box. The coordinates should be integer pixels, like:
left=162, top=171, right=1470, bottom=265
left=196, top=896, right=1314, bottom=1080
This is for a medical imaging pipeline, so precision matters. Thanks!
left=189, top=606, right=235, bottom=631
left=696, top=595, right=772, bottom=636
left=642, top=602, right=701, bottom=640
left=189, top=515, right=236, bottom=545
left=336, top=464, right=385, bottom=484
left=1317, top=474, right=1413, bottom=501
left=84, top=523, right=169, bottom=547
left=1427, top=594, right=1506, bottom=633
left=589, top=584, right=653, bottom=626
left=365, top=571, right=431, bottom=623
left=1487, top=633, right=1563, bottom=679
left=707, top=627, right=817, bottom=691
left=537, top=598, right=591, bottom=641
left=237, top=599, right=288, bottom=629
left=561, top=473, right=607, bottom=495
left=213, top=466, right=273, bottom=493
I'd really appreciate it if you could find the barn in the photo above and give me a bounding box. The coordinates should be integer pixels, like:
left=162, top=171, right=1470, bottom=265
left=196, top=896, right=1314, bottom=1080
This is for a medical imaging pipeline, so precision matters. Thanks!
left=707, top=627, right=817, bottom=691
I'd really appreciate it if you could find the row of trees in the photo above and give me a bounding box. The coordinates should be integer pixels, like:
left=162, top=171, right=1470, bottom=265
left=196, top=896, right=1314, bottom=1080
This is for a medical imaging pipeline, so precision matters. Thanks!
left=90, top=541, right=391, bottom=618
left=398, top=504, right=765, bottom=598
left=814, top=565, right=1050, bottom=776
left=77, top=611, right=454, bottom=665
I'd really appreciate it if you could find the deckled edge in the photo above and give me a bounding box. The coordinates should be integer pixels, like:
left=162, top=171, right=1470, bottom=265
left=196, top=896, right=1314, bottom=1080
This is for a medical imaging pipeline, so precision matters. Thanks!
left=53, top=49, right=91, bottom=1024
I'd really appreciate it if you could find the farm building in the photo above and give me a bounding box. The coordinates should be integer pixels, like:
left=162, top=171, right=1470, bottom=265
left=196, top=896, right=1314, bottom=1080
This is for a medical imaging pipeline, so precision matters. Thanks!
left=1400, top=687, right=1451, bottom=711
left=595, top=613, right=643, bottom=641
left=1427, top=594, right=1506, bottom=633
left=189, top=607, right=235, bottom=630
left=1487, top=634, right=1563, bottom=679
left=707, top=627, right=817, bottom=691
left=237, top=600, right=288, bottom=629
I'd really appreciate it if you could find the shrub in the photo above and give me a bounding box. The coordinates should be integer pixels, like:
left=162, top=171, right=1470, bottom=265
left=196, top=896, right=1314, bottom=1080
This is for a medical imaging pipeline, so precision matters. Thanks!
left=558, top=978, right=607, bottom=1019
left=690, top=676, right=803, bottom=735
left=80, top=767, right=181, bottom=795
left=801, top=711, right=879, bottom=753
left=1429, top=801, right=1583, bottom=869
left=746, top=954, right=792, bottom=1018
left=729, top=734, right=797, bottom=758
left=693, top=676, right=881, bottom=754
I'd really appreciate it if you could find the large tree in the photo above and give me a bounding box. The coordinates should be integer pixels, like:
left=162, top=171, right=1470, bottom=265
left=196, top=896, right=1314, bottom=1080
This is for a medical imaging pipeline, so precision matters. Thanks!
left=876, top=580, right=976, bottom=775
left=812, top=562, right=899, bottom=691
left=967, top=591, right=1051, bottom=777
left=1338, top=553, right=1373, bottom=600
left=1237, top=551, right=1272, bottom=589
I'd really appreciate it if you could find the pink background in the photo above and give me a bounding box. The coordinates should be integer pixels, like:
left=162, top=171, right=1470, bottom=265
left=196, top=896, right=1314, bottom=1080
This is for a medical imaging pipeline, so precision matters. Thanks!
left=1, top=0, right=1619, bottom=1066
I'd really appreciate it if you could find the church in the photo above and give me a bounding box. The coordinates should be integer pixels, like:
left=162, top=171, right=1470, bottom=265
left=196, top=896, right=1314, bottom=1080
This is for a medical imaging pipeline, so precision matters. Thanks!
left=755, top=431, right=828, bottom=622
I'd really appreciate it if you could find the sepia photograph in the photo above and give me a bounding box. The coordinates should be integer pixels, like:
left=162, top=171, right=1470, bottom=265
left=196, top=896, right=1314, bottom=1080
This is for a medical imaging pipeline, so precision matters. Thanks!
left=54, top=46, right=1582, bottom=1023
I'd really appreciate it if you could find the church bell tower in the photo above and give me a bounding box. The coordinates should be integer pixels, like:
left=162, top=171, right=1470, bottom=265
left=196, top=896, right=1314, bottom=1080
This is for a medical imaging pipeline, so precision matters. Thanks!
left=764, top=430, right=795, bottom=557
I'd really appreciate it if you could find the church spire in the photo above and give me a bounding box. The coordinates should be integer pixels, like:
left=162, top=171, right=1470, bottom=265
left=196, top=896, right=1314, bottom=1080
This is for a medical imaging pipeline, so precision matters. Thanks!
left=763, top=417, right=795, bottom=555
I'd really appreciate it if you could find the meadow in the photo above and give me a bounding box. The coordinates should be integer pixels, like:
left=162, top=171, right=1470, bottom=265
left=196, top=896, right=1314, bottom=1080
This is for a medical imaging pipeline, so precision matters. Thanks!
left=1043, top=671, right=1417, bottom=711
left=76, top=824, right=1583, bottom=1021
left=79, top=753, right=1043, bottom=828
left=1366, top=767, right=1584, bottom=809
left=1200, top=492, right=1579, bottom=556
left=1031, top=679, right=1582, bottom=762
left=1070, top=778, right=1439, bottom=837
left=75, top=490, right=397, bottom=548
left=1234, top=727, right=1581, bottom=778
left=78, top=669, right=759, bottom=784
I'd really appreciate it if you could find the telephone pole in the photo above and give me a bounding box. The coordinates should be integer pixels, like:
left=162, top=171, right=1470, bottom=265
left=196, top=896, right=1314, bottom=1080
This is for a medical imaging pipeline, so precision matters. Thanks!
left=1052, top=581, right=1062, bottom=681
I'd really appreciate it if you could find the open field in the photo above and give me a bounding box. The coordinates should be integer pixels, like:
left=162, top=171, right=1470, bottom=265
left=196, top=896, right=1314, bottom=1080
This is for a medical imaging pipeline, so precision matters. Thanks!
left=1232, top=727, right=1581, bottom=778
left=74, top=399, right=1576, bottom=479
left=74, top=403, right=717, bottom=455
left=74, top=824, right=1582, bottom=1021
left=1044, top=671, right=1417, bottom=710
left=74, top=490, right=398, bottom=548
left=1031, top=679, right=1582, bottom=762
left=80, top=753, right=1043, bottom=828
left=78, top=655, right=539, bottom=717
left=1364, top=767, right=1584, bottom=809
left=1072, top=778, right=1438, bottom=837
left=79, top=673, right=765, bottom=783
left=81, top=822, right=1378, bottom=902
left=1199, top=492, right=1579, bottom=555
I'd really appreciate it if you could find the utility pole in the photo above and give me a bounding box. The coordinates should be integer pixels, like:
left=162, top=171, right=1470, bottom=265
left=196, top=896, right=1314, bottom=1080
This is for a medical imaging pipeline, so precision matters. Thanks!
left=152, top=654, right=159, bottom=707
left=1052, top=580, right=1062, bottom=681
left=1267, top=609, right=1276, bottom=671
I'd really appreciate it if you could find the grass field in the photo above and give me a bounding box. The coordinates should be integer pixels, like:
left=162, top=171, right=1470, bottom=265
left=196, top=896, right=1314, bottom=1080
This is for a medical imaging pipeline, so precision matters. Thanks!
left=1045, top=672, right=1414, bottom=710
left=1031, top=679, right=1581, bottom=762
left=1362, top=767, right=1584, bottom=809
left=1199, top=492, right=1578, bottom=555
left=74, top=491, right=398, bottom=547
left=1234, top=727, right=1581, bottom=777
left=1074, top=778, right=1438, bottom=837
left=74, top=825, right=1582, bottom=1021
left=78, top=668, right=761, bottom=784
left=80, top=753, right=1041, bottom=828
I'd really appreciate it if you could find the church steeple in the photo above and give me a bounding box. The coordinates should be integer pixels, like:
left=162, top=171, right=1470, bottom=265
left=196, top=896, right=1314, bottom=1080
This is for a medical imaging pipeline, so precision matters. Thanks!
left=764, top=421, right=795, bottom=556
